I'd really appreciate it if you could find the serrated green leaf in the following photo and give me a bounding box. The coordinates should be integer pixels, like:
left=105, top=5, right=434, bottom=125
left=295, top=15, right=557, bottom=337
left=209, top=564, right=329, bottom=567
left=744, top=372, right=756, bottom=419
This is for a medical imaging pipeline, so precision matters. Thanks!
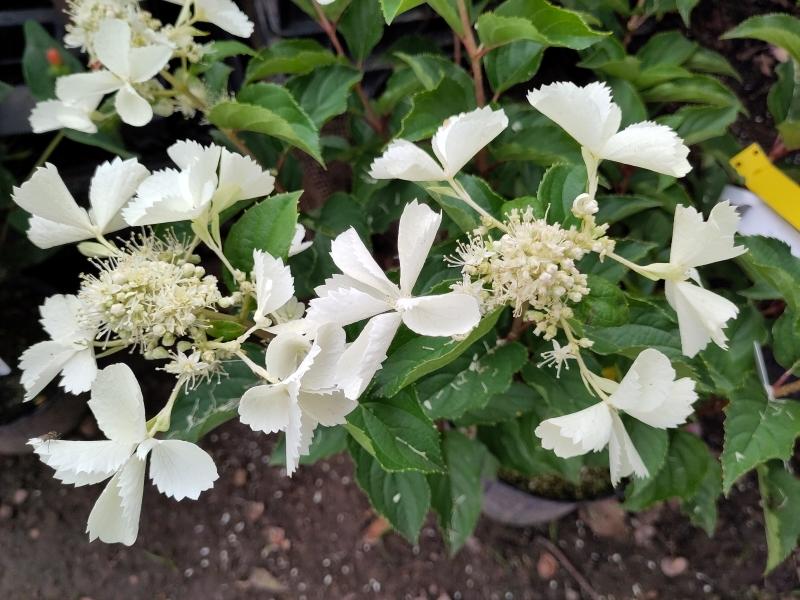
left=739, top=236, right=800, bottom=312
left=380, top=0, right=425, bottom=23
left=492, top=106, right=582, bottom=166
left=681, top=458, right=721, bottom=536
left=721, top=380, right=800, bottom=493
left=595, top=194, right=660, bottom=224
left=767, top=60, right=800, bottom=150
left=537, top=163, right=586, bottom=227
left=398, top=78, right=474, bottom=141
left=722, top=13, right=800, bottom=65
left=349, top=439, right=431, bottom=543
left=245, top=39, right=337, bottom=82
left=758, top=461, right=800, bottom=573
left=286, top=65, right=362, bottom=126
left=772, top=310, right=800, bottom=372
left=375, top=308, right=503, bottom=397
left=339, top=0, right=384, bottom=62
left=223, top=191, right=300, bottom=273
left=656, top=105, right=739, bottom=145
left=573, top=274, right=629, bottom=328
left=456, top=381, right=540, bottom=426
left=492, top=0, right=607, bottom=50
left=641, top=75, right=742, bottom=110
left=636, top=30, right=697, bottom=68
left=484, top=39, right=545, bottom=95
left=584, top=322, right=683, bottom=361
left=685, top=47, right=740, bottom=80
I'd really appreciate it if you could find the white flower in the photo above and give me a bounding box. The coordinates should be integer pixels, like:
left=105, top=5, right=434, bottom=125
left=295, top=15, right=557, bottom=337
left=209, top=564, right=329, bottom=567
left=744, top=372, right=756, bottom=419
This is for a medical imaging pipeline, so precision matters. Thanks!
left=123, top=139, right=275, bottom=226
left=238, top=324, right=356, bottom=475
left=56, top=19, right=172, bottom=127
left=251, top=249, right=295, bottom=324
left=527, top=82, right=691, bottom=179
left=19, top=295, right=97, bottom=400
left=307, top=200, right=481, bottom=399
left=29, top=364, right=218, bottom=545
left=288, top=224, right=312, bottom=257
left=164, top=0, right=254, bottom=37
left=535, top=348, right=696, bottom=485
left=12, top=158, right=148, bottom=249
left=29, top=92, right=101, bottom=134
left=369, top=106, right=508, bottom=182
left=640, top=202, right=746, bottom=358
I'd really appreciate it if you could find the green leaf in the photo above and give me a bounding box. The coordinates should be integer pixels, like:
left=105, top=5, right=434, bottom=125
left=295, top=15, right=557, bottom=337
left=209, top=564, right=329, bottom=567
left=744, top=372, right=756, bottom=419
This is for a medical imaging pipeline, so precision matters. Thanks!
left=245, top=39, right=337, bottom=82
left=398, top=78, right=474, bottom=141
left=425, top=173, right=504, bottom=233
left=767, top=60, right=800, bottom=150
left=739, top=236, right=800, bottom=312
left=537, top=163, right=586, bottom=227
left=758, top=461, right=800, bottom=573
left=395, top=52, right=474, bottom=93
left=681, top=458, right=721, bottom=536
left=165, top=353, right=261, bottom=442
left=223, top=191, right=300, bottom=273
left=484, top=40, right=545, bottom=95
left=722, top=381, right=800, bottom=493
left=722, top=13, right=800, bottom=65
left=427, top=0, right=464, bottom=35
left=346, top=388, right=445, bottom=473
left=456, top=381, right=540, bottom=426
left=349, top=439, right=431, bottom=543
left=271, top=425, right=348, bottom=466
left=772, top=310, right=800, bottom=371
left=207, top=319, right=248, bottom=341
left=584, top=323, right=683, bottom=361
left=492, top=109, right=581, bottom=166
left=636, top=30, right=697, bottom=68
left=62, top=117, right=134, bottom=158
left=624, top=431, right=711, bottom=511
left=375, top=308, right=503, bottom=397
left=606, top=77, right=647, bottom=127
left=657, top=105, right=739, bottom=145
left=417, top=341, right=528, bottom=419
left=339, top=0, right=384, bottom=62
left=476, top=14, right=551, bottom=48
left=595, top=194, right=660, bottom=224
left=641, top=75, right=742, bottom=110
left=380, top=0, right=425, bottom=23
left=573, top=274, right=629, bottom=328
left=22, top=21, right=83, bottom=100
left=685, top=47, right=740, bottom=80
left=210, top=84, right=322, bottom=164
left=286, top=65, right=362, bottom=127
left=429, top=431, right=497, bottom=552
left=492, top=0, right=607, bottom=50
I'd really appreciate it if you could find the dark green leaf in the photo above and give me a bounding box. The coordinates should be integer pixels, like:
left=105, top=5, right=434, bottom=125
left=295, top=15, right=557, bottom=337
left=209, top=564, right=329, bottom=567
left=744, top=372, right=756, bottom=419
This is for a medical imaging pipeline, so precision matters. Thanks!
left=484, top=40, right=545, bottom=95
left=339, top=0, right=384, bottom=62
left=492, top=0, right=608, bottom=50
left=245, top=39, right=337, bottom=82
left=722, top=13, right=800, bottom=65
left=758, top=461, right=800, bottom=573
left=286, top=65, right=362, bottom=126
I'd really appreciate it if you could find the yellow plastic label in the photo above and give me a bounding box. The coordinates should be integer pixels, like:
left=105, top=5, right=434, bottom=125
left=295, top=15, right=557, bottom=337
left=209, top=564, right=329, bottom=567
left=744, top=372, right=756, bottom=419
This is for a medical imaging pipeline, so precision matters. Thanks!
left=729, top=143, right=800, bottom=231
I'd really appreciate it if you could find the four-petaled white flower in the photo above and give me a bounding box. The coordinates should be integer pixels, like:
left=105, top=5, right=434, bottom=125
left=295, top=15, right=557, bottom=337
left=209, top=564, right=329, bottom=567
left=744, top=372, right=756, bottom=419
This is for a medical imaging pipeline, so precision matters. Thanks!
left=527, top=82, right=691, bottom=189
left=369, top=106, right=508, bottom=182
left=164, top=0, right=254, bottom=37
left=12, top=158, right=149, bottom=249
left=29, top=91, right=101, bottom=134
left=640, top=202, right=746, bottom=358
left=19, top=294, right=98, bottom=400
left=307, top=200, right=482, bottom=399
left=535, top=348, right=697, bottom=485
left=56, top=19, right=172, bottom=127
left=251, top=249, right=295, bottom=324
left=238, top=324, right=356, bottom=475
left=123, top=139, right=275, bottom=226
left=29, top=363, right=218, bottom=545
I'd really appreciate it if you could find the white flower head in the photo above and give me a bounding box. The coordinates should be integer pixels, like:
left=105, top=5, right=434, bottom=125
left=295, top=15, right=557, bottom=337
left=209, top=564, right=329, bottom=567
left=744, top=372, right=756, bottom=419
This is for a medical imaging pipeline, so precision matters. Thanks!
left=369, top=106, right=508, bottom=182
left=535, top=348, right=697, bottom=485
left=238, top=324, right=356, bottom=475
left=29, top=363, right=218, bottom=545
left=251, top=249, right=295, bottom=325
left=123, top=139, right=275, bottom=227
left=19, top=295, right=98, bottom=400
left=163, top=0, right=254, bottom=38
left=527, top=81, right=691, bottom=178
left=56, top=18, right=172, bottom=127
left=29, top=91, right=101, bottom=134
left=641, top=202, right=746, bottom=358
left=12, top=158, right=149, bottom=249
left=307, top=200, right=482, bottom=398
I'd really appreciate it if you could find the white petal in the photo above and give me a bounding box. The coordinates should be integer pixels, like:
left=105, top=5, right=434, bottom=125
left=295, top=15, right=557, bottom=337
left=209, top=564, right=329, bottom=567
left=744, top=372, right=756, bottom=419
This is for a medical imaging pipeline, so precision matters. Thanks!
left=146, top=440, right=218, bottom=500
left=608, top=411, right=648, bottom=486
left=666, top=280, right=739, bottom=358
left=196, top=0, right=255, bottom=36
left=115, top=85, right=153, bottom=127
left=302, top=323, right=347, bottom=391
left=18, top=341, right=75, bottom=401
left=59, top=348, right=97, bottom=395
left=527, top=81, right=620, bottom=155
left=602, top=121, right=691, bottom=177
left=288, top=224, right=312, bottom=257
left=88, top=157, right=150, bottom=231
left=535, top=402, right=613, bottom=458
left=39, top=294, right=86, bottom=342
left=397, top=200, right=442, bottom=295
left=122, top=169, right=198, bottom=226
left=368, top=139, right=446, bottom=182
left=30, top=438, right=133, bottom=486
left=56, top=70, right=121, bottom=104
left=336, top=312, right=402, bottom=400
left=89, top=364, right=147, bottom=444
left=330, top=228, right=399, bottom=299
left=238, top=382, right=295, bottom=433
left=431, top=106, right=508, bottom=177
left=283, top=400, right=305, bottom=476
left=252, top=250, right=294, bottom=320
left=398, top=293, right=481, bottom=337
left=30, top=99, right=98, bottom=134
left=218, top=149, right=275, bottom=206
left=306, top=286, right=391, bottom=328
left=12, top=163, right=91, bottom=231
left=128, top=44, right=173, bottom=83
left=86, top=455, right=146, bottom=546
left=669, top=202, right=745, bottom=269
left=298, top=390, right=357, bottom=427
left=295, top=412, right=317, bottom=468
left=168, top=139, right=221, bottom=170
left=27, top=217, right=91, bottom=248
left=94, top=19, right=131, bottom=78
left=264, top=332, right=312, bottom=382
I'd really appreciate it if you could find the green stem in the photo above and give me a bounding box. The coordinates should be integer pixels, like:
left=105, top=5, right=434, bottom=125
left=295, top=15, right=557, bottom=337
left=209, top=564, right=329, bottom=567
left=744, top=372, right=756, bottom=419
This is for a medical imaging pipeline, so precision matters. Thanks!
left=449, top=178, right=508, bottom=232
left=26, top=131, right=64, bottom=179
left=146, top=379, right=184, bottom=435
left=607, top=251, right=660, bottom=281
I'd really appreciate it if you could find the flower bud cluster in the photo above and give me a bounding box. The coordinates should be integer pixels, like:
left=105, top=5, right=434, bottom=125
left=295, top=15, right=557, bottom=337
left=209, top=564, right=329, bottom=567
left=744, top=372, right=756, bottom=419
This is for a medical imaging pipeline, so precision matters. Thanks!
left=451, top=207, right=603, bottom=339
left=77, top=233, right=231, bottom=358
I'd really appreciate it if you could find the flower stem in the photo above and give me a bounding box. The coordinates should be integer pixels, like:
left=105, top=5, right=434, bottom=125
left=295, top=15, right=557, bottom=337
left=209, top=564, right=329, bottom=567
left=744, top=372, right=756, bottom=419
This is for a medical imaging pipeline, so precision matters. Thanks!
left=449, top=178, right=508, bottom=232
left=147, top=378, right=185, bottom=435
left=26, top=131, right=64, bottom=180
left=607, top=251, right=661, bottom=281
